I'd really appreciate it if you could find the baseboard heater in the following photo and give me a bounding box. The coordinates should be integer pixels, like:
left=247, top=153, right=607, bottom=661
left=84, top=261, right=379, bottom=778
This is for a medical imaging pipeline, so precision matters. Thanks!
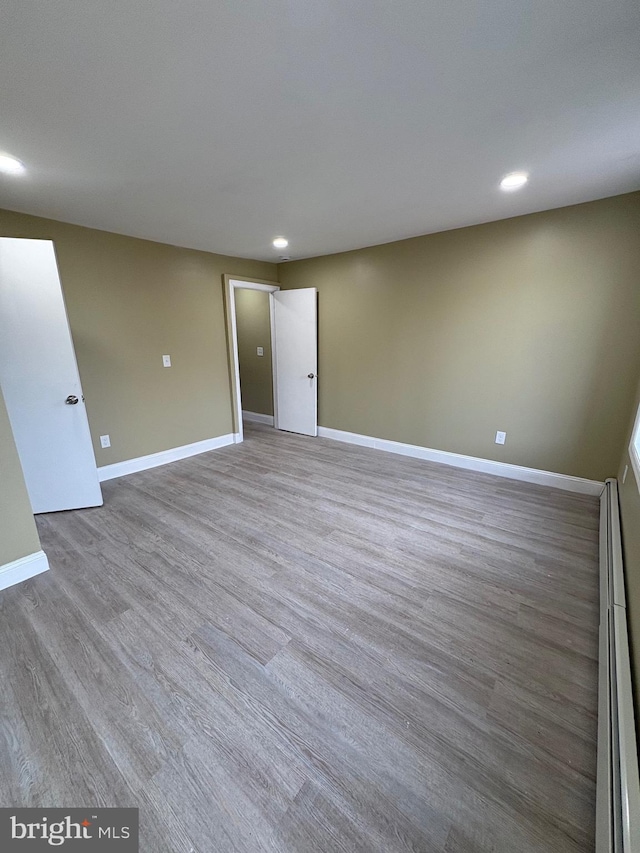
left=597, top=479, right=640, bottom=851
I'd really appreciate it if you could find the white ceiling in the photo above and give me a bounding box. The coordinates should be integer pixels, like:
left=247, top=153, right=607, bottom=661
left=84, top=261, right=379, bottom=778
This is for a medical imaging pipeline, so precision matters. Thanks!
left=1, top=1, right=639, bottom=262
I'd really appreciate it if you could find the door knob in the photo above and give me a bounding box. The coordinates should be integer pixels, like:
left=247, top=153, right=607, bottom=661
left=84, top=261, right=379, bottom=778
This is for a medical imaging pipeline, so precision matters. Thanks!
left=307, top=373, right=316, bottom=379
left=65, top=395, right=79, bottom=405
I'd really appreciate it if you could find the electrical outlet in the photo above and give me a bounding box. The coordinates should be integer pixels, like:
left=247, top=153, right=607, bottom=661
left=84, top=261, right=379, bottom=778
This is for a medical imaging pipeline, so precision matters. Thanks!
left=100, top=434, right=111, bottom=448
left=256, top=346, right=264, bottom=356
left=623, top=465, right=629, bottom=484
left=162, top=354, right=171, bottom=367
left=495, top=430, right=506, bottom=445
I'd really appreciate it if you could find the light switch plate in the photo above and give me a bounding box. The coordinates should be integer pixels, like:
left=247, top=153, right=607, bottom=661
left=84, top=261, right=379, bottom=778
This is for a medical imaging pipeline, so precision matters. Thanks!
left=495, top=430, right=506, bottom=445
left=257, top=346, right=264, bottom=357
left=100, top=434, right=111, bottom=448
left=162, top=354, right=171, bottom=367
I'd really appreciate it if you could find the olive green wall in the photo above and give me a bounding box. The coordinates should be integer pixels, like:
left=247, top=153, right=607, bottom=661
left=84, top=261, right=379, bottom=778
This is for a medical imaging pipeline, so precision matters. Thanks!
left=235, top=288, right=273, bottom=416
left=618, top=374, right=640, bottom=707
left=0, top=209, right=275, bottom=467
left=278, top=192, right=640, bottom=482
left=0, top=386, right=41, bottom=565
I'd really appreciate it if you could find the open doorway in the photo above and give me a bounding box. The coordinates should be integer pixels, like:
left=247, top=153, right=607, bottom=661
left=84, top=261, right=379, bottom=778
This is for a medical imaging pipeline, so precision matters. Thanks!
left=224, top=277, right=279, bottom=443
left=235, top=286, right=276, bottom=428
left=224, top=276, right=318, bottom=443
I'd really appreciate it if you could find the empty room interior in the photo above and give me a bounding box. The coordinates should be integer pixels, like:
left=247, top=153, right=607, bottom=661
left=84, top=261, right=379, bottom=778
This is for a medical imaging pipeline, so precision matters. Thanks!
left=1, top=3, right=640, bottom=852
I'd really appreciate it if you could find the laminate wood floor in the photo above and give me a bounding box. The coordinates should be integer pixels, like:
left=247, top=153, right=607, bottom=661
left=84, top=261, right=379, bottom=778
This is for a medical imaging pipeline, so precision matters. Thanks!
left=0, top=423, right=600, bottom=852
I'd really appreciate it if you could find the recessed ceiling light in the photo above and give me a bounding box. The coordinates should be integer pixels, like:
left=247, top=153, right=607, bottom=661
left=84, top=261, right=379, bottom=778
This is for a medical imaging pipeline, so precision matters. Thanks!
left=0, top=153, right=26, bottom=175
left=273, top=237, right=289, bottom=249
left=500, top=171, right=528, bottom=191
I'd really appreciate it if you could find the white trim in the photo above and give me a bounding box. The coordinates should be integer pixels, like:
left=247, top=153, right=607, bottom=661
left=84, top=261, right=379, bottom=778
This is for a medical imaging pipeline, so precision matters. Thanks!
left=97, top=434, right=234, bottom=481
left=269, top=292, right=280, bottom=431
left=242, top=410, right=274, bottom=426
left=629, top=402, right=640, bottom=491
left=0, top=549, right=49, bottom=591
left=317, top=426, right=604, bottom=495
left=225, top=277, right=280, bottom=444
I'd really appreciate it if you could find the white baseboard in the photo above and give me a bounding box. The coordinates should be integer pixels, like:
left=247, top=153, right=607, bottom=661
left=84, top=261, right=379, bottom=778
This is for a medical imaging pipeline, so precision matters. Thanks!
left=97, top=434, right=235, bottom=482
left=317, top=426, right=604, bottom=496
left=243, top=410, right=274, bottom=426
left=0, top=550, right=50, bottom=592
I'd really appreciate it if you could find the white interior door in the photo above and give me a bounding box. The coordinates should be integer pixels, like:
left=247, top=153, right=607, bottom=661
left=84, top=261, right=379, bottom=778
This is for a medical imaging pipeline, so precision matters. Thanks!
left=0, top=238, right=103, bottom=513
left=272, top=288, right=317, bottom=436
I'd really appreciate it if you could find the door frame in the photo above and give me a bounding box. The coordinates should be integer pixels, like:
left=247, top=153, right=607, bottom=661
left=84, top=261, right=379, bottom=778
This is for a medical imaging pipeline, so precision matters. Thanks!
left=223, top=275, right=280, bottom=443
